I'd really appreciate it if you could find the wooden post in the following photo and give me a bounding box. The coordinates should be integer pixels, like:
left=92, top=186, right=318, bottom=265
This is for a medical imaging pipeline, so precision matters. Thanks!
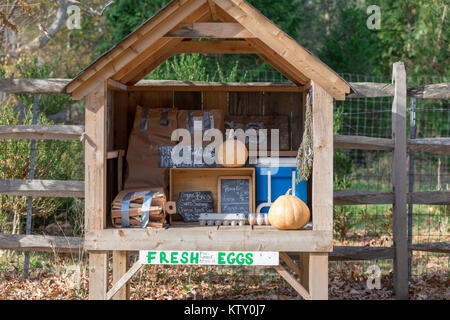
left=392, top=62, right=409, bottom=299
left=309, top=81, right=334, bottom=300
left=299, top=252, right=310, bottom=291
left=112, top=251, right=130, bottom=300
left=85, top=84, right=108, bottom=300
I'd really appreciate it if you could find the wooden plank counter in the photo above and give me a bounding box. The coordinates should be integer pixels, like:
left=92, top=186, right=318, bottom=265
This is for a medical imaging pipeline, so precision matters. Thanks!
left=84, top=225, right=332, bottom=252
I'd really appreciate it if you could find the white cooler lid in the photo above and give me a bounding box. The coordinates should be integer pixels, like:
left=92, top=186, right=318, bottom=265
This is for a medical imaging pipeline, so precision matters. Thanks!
left=255, top=157, right=297, bottom=167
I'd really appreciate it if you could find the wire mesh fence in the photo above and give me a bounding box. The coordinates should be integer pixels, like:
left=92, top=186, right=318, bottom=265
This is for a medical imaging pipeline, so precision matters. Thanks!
left=0, top=72, right=448, bottom=282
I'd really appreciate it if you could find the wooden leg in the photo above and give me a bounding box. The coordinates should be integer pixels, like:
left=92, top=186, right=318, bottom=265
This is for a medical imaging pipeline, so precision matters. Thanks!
left=88, top=252, right=108, bottom=300
left=112, top=251, right=129, bottom=300
left=299, top=252, right=310, bottom=291
left=308, top=253, right=328, bottom=300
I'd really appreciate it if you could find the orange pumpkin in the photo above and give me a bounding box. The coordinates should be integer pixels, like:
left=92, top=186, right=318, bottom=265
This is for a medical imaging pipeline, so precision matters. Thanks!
left=268, top=189, right=310, bottom=230
left=216, top=130, right=248, bottom=168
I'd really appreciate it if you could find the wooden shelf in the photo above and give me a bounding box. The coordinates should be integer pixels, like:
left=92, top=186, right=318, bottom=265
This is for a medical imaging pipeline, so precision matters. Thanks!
left=85, top=225, right=332, bottom=252
left=170, top=167, right=256, bottom=213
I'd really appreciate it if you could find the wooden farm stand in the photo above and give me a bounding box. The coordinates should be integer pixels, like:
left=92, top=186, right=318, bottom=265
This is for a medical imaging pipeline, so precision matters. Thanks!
left=65, top=0, right=351, bottom=300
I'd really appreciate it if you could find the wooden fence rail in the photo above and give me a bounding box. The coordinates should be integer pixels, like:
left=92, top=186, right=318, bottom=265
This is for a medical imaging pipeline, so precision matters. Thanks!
left=0, top=180, right=84, bottom=198
left=1, top=78, right=449, bottom=99
left=2, top=234, right=448, bottom=259
left=0, top=125, right=84, bottom=140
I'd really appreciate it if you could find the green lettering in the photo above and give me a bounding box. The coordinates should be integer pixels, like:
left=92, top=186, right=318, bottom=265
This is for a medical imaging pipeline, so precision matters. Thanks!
left=147, top=252, right=156, bottom=264
left=218, top=252, right=226, bottom=265
left=236, top=253, right=245, bottom=265
left=160, top=251, right=169, bottom=263
left=190, top=252, right=199, bottom=264
left=171, top=252, right=179, bottom=264
left=180, top=252, right=189, bottom=264
left=245, top=253, right=253, bottom=265
left=227, top=252, right=236, bottom=264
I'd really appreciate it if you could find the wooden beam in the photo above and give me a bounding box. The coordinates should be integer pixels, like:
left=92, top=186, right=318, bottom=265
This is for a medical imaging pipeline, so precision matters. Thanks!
left=279, top=252, right=301, bottom=277
left=0, top=179, right=84, bottom=198
left=308, top=253, right=328, bottom=300
left=347, top=82, right=394, bottom=98
left=334, top=190, right=450, bottom=205
left=112, top=37, right=179, bottom=83
left=122, top=48, right=175, bottom=85
left=0, top=78, right=69, bottom=94
left=407, top=82, right=450, bottom=99
left=174, top=40, right=257, bottom=53
left=408, top=190, right=450, bottom=205
left=0, top=125, right=84, bottom=140
left=274, top=264, right=311, bottom=300
left=107, top=261, right=143, bottom=300
left=208, top=0, right=219, bottom=21
left=348, top=82, right=450, bottom=99
left=334, top=190, right=394, bottom=205
left=312, top=82, right=334, bottom=232
left=85, top=227, right=333, bottom=252
left=107, top=79, right=127, bottom=91
left=85, top=84, right=108, bottom=300
left=330, top=246, right=395, bottom=261
left=112, top=251, right=130, bottom=300
left=310, top=81, right=333, bottom=300
left=408, top=138, right=450, bottom=154
left=391, top=62, right=408, bottom=300
left=0, top=234, right=83, bottom=253
left=165, top=22, right=255, bottom=38
left=334, top=135, right=394, bottom=151
left=409, top=241, right=450, bottom=253
left=130, top=80, right=304, bottom=92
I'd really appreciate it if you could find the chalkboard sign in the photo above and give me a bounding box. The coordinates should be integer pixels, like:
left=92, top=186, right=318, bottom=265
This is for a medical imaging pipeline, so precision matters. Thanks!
left=218, top=176, right=252, bottom=214
left=159, top=145, right=216, bottom=168
left=176, top=191, right=214, bottom=222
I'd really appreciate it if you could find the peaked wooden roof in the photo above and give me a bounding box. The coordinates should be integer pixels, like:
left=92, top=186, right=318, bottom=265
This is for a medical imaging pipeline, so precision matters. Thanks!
left=66, top=0, right=350, bottom=100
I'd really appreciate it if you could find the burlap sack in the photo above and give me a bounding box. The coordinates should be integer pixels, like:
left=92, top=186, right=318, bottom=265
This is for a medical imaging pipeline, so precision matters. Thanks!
left=124, top=106, right=178, bottom=190
left=177, top=109, right=225, bottom=143
left=124, top=107, right=225, bottom=191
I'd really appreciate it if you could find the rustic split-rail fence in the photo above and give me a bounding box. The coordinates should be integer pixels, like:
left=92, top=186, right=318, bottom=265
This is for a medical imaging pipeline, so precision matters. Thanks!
left=0, top=62, right=449, bottom=298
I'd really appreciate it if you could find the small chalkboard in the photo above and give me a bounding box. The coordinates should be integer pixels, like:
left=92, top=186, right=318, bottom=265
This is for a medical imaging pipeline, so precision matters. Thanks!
left=159, top=145, right=216, bottom=168
left=176, top=191, right=214, bottom=222
left=218, top=176, right=252, bottom=214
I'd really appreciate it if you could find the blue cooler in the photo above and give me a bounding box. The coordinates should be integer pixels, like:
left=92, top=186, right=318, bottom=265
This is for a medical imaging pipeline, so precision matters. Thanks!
left=255, top=157, right=308, bottom=213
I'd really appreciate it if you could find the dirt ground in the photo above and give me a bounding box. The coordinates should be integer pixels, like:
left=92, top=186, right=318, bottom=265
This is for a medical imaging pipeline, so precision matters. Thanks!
left=0, top=254, right=448, bottom=300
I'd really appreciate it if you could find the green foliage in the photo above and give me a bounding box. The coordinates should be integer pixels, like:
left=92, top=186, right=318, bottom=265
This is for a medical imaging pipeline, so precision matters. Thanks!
left=148, top=54, right=246, bottom=82
left=374, top=0, right=449, bottom=77
left=319, top=7, right=383, bottom=75
left=14, top=56, right=74, bottom=116
left=0, top=101, right=84, bottom=234
left=96, top=0, right=171, bottom=56
left=247, top=0, right=302, bottom=39
left=149, top=54, right=211, bottom=81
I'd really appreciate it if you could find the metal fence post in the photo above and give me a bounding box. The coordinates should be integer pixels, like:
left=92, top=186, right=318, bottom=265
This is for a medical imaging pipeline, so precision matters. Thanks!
left=407, top=97, right=416, bottom=281
left=24, top=94, right=39, bottom=278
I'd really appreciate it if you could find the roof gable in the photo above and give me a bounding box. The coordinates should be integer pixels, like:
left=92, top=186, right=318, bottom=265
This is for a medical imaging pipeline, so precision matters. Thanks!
left=66, top=0, right=350, bottom=100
